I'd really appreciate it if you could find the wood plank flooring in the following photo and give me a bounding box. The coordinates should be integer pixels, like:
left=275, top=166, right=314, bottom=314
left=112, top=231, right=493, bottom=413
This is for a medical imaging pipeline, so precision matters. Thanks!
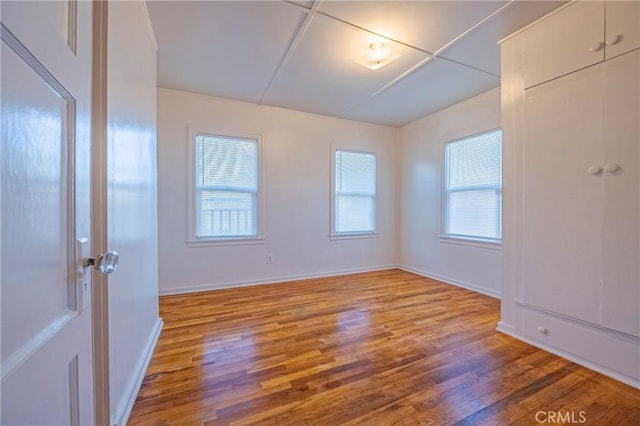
left=128, top=269, right=640, bottom=425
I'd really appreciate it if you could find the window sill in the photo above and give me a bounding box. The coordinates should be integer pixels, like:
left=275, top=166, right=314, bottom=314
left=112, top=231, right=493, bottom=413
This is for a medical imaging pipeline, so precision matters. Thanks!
left=329, top=232, right=380, bottom=241
left=186, top=237, right=265, bottom=248
left=438, top=235, right=501, bottom=250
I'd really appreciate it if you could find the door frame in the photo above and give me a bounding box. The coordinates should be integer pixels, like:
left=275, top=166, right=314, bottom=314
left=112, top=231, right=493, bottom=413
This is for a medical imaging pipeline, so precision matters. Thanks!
left=91, top=1, right=111, bottom=424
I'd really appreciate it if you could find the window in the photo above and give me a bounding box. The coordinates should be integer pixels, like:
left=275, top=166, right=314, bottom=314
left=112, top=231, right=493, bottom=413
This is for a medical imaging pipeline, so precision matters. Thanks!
left=333, top=149, right=377, bottom=235
left=444, top=129, right=502, bottom=242
left=192, top=132, right=259, bottom=240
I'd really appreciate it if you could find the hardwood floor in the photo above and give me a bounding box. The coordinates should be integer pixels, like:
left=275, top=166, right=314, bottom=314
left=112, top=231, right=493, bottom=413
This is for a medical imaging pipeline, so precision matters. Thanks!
left=128, top=269, right=640, bottom=425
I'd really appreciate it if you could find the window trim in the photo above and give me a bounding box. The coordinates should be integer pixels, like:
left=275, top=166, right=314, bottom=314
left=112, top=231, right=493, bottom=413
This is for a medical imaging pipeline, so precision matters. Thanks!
left=441, top=128, right=502, bottom=245
left=186, top=125, right=264, bottom=246
left=330, top=145, right=378, bottom=239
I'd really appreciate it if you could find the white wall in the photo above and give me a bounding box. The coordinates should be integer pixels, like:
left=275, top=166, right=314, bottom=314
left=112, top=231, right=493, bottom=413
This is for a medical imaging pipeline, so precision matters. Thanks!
left=157, top=88, right=398, bottom=294
left=107, top=2, right=161, bottom=424
left=398, top=88, right=502, bottom=297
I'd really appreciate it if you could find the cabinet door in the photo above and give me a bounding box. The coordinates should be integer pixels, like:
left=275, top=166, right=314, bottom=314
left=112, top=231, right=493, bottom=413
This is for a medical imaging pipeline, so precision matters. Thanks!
left=604, top=1, right=640, bottom=60
left=601, top=51, right=640, bottom=337
left=523, top=1, right=605, bottom=89
left=522, top=67, right=604, bottom=324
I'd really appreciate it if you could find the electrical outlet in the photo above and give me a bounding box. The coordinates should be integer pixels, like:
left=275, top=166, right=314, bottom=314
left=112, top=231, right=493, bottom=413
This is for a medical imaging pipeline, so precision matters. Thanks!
left=266, top=254, right=273, bottom=264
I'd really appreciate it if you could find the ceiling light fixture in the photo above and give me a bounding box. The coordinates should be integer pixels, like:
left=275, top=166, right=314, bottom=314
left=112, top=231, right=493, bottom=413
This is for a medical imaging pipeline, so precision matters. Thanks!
left=356, top=41, right=401, bottom=71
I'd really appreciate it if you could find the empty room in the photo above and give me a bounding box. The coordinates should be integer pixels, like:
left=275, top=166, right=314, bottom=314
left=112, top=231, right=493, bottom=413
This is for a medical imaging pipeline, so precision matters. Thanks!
left=1, top=0, right=639, bottom=425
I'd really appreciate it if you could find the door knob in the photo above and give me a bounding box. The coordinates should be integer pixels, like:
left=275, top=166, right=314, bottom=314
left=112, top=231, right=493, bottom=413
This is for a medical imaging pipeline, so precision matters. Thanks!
left=85, top=251, right=119, bottom=275
left=603, top=163, right=620, bottom=173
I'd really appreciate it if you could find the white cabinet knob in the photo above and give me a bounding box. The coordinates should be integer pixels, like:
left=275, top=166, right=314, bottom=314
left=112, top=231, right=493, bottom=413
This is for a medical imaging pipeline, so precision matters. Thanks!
left=587, top=165, right=602, bottom=175
left=604, top=163, right=620, bottom=173
left=537, top=326, right=549, bottom=335
left=589, top=42, right=604, bottom=52
left=605, top=34, right=622, bottom=46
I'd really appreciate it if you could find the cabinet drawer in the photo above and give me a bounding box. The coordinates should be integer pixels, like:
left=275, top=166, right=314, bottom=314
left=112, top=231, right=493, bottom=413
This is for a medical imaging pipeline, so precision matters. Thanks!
left=523, top=1, right=604, bottom=88
left=522, top=308, right=640, bottom=381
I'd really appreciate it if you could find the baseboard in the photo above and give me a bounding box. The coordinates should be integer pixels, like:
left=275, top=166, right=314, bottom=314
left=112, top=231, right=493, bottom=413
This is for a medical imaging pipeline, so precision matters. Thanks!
left=111, top=317, right=164, bottom=426
left=496, top=321, right=515, bottom=334
left=398, top=265, right=501, bottom=299
left=495, top=323, right=640, bottom=389
left=159, top=264, right=398, bottom=296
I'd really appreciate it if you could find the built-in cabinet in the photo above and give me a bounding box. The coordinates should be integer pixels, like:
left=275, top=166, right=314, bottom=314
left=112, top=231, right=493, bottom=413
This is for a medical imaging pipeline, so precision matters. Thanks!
left=500, top=0, right=639, bottom=388
left=522, top=0, right=639, bottom=88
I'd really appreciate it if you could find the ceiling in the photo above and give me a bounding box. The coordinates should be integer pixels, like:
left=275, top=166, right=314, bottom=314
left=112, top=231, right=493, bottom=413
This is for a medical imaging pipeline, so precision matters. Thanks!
left=147, top=0, right=566, bottom=127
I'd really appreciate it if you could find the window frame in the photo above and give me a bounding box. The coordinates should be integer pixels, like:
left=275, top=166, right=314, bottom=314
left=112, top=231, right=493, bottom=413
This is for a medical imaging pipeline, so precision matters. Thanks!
left=186, top=125, right=264, bottom=247
left=441, top=128, right=502, bottom=247
left=330, top=145, right=379, bottom=240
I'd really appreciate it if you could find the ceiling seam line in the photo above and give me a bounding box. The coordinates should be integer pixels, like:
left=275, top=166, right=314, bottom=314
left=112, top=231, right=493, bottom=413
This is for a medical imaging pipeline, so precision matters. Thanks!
left=338, top=0, right=515, bottom=119
left=259, top=0, right=322, bottom=105
left=337, top=55, right=434, bottom=119
left=282, top=1, right=312, bottom=11
left=437, top=56, right=500, bottom=78
left=431, top=1, right=515, bottom=58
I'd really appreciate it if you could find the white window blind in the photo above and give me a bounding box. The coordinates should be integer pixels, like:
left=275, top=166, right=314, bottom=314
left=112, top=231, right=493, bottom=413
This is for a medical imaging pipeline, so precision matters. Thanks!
left=195, top=134, right=257, bottom=238
left=335, top=150, right=376, bottom=233
left=445, top=130, right=502, bottom=241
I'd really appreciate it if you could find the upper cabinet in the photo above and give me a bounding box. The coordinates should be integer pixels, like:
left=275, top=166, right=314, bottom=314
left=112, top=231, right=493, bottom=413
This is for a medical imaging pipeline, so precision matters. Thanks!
left=605, top=1, right=640, bottom=60
left=521, top=1, right=639, bottom=89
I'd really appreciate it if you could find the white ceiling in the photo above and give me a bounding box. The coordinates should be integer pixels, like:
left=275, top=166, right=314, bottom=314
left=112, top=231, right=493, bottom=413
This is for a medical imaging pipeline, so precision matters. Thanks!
left=147, top=0, right=566, bottom=127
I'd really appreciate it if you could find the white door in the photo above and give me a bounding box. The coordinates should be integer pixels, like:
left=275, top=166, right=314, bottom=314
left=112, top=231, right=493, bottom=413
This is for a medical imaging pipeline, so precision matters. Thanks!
left=1, top=1, right=95, bottom=424
left=601, top=51, right=640, bottom=337
left=521, top=65, right=604, bottom=324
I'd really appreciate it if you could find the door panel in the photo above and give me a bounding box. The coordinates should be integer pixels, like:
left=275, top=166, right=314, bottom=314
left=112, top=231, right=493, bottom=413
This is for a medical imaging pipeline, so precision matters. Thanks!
left=2, top=317, right=92, bottom=426
left=522, top=67, right=603, bottom=324
left=1, top=43, right=72, bottom=360
left=601, top=51, right=640, bottom=336
left=0, top=0, right=94, bottom=424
